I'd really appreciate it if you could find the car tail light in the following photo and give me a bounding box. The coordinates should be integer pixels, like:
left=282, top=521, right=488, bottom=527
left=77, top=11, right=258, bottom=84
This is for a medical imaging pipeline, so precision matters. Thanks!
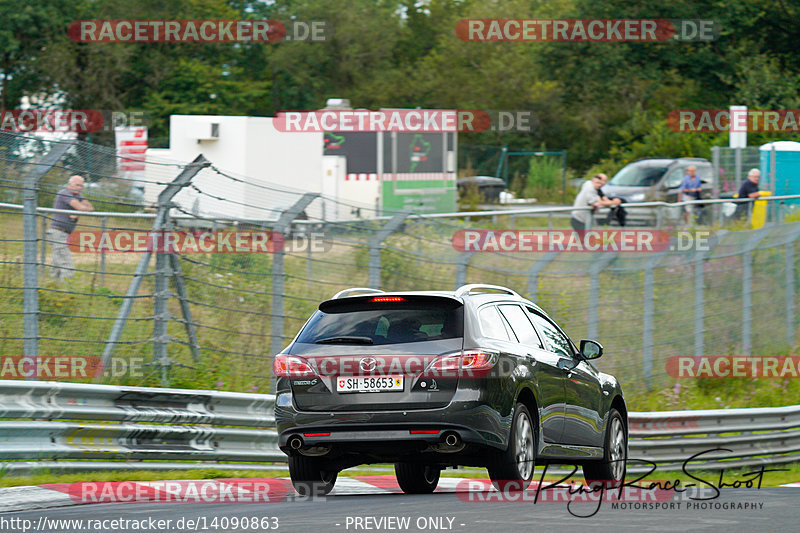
left=461, top=350, right=495, bottom=370
left=370, top=296, right=406, bottom=302
left=423, top=350, right=496, bottom=378
left=273, top=354, right=317, bottom=378
left=409, top=430, right=440, bottom=434
left=303, top=432, right=330, bottom=437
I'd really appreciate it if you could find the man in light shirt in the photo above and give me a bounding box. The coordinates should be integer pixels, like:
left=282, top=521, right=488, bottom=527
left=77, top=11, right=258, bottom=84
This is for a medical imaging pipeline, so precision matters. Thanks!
left=570, top=174, right=621, bottom=232
left=48, top=175, right=93, bottom=280
left=678, top=165, right=702, bottom=224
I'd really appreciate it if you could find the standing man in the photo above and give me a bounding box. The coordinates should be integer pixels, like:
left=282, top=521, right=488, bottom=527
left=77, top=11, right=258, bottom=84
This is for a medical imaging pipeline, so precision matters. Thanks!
left=570, top=173, right=621, bottom=232
left=735, top=168, right=761, bottom=220
left=48, top=175, right=93, bottom=281
left=678, top=165, right=702, bottom=224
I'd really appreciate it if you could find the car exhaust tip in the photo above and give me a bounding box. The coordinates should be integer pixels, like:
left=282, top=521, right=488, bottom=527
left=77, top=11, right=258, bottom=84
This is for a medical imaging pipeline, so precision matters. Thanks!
left=443, top=431, right=460, bottom=447
left=288, top=435, right=303, bottom=450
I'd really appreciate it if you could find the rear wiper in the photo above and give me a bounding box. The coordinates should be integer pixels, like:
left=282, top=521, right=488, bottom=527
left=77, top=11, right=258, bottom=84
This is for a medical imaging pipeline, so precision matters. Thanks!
left=315, top=336, right=374, bottom=345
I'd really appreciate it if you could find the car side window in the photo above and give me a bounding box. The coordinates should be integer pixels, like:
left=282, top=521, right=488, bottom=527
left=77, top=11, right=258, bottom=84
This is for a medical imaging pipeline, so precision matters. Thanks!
left=498, top=305, right=543, bottom=349
left=527, top=310, right=573, bottom=357
left=663, top=167, right=684, bottom=189
left=479, top=305, right=512, bottom=341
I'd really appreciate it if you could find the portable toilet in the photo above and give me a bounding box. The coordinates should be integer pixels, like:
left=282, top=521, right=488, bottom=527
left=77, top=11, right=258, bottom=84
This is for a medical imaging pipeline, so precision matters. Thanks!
left=760, top=141, right=800, bottom=202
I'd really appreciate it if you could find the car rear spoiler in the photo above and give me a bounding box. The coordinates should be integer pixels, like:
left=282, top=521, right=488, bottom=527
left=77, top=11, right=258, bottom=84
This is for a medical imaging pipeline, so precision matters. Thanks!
left=331, top=287, right=385, bottom=299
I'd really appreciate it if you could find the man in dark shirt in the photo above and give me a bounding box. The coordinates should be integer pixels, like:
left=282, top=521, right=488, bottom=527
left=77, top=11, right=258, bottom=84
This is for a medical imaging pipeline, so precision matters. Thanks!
left=735, top=169, right=761, bottom=220
left=48, top=175, right=93, bottom=280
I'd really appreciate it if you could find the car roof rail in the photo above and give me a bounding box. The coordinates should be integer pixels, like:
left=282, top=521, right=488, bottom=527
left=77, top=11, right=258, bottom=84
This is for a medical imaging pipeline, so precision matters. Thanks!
left=331, top=287, right=385, bottom=299
left=455, top=284, right=519, bottom=299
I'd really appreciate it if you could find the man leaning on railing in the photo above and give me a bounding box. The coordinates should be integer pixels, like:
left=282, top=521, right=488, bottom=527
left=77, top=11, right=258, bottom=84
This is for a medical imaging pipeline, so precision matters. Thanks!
left=734, top=168, right=763, bottom=221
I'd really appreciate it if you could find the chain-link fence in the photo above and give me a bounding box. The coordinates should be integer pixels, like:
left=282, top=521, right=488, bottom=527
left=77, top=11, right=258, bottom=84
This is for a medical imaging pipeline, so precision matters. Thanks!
left=712, top=146, right=761, bottom=194
left=2, top=132, right=800, bottom=403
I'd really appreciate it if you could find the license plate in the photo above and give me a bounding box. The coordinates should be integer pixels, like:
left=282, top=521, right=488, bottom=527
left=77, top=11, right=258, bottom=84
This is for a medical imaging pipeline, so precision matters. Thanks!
left=336, top=376, right=404, bottom=393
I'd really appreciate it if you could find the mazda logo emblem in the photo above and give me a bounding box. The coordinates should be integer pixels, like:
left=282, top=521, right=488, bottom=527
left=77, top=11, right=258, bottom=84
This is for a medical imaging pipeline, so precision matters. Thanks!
left=360, top=357, right=377, bottom=372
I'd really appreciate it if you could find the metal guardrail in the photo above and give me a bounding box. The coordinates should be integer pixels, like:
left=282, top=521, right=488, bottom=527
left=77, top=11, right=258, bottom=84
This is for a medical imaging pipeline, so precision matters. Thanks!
left=0, top=380, right=282, bottom=472
left=0, top=381, right=798, bottom=474
left=627, top=405, right=800, bottom=472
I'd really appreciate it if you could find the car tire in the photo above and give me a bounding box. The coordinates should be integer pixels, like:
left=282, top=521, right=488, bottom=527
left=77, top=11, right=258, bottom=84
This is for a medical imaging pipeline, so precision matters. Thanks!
left=288, top=455, right=338, bottom=496
left=394, top=463, right=441, bottom=494
left=583, top=408, right=627, bottom=488
left=487, top=403, right=536, bottom=491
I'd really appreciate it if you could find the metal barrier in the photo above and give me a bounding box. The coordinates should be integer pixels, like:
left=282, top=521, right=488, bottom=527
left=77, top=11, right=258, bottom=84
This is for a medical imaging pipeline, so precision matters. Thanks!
left=0, top=380, right=282, bottom=472
left=628, top=405, right=800, bottom=472
left=0, top=380, right=797, bottom=474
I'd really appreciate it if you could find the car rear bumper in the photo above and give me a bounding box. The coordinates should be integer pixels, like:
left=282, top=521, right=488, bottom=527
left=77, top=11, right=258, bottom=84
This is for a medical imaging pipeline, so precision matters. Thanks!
left=275, top=393, right=510, bottom=455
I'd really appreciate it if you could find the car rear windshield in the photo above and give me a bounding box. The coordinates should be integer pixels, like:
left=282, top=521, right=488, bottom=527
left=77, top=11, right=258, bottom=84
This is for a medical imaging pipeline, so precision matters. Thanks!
left=609, top=164, right=670, bottom=186
left=296, top=296, right=464, bottom=345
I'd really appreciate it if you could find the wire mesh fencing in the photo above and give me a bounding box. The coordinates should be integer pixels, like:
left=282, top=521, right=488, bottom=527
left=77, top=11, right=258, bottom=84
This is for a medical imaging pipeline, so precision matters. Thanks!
left=1, top=132, right=800, bottom=401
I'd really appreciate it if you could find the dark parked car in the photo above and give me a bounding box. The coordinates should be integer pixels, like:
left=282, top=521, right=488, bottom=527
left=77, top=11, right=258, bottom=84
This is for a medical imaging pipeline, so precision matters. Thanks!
left=601, top=157, right=712, bottom=224
left=274, top=284, right=628, bottom=495
left=457, top=176, right=506, bottom=203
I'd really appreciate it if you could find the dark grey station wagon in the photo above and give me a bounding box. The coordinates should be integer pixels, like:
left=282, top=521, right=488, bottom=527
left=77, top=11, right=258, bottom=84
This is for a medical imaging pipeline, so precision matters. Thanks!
left=274, top=284, right=627, bottom=495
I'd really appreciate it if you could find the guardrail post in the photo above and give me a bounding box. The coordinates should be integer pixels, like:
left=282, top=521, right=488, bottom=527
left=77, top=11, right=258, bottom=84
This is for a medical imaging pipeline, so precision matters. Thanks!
left=455, top=252, right=474, bottom=289
left=527, top=251, right=560, bottom=301
left=270, top=194, right=320, bottom=361
left=368, top=211, right=410, bottom=289
left=742, top=229, right=770, bottom=355
left=588, top=253, right=618, bottom=340
left=100, top=155, right=210, bottom=377
left=22, top=141, right=72, bottom=375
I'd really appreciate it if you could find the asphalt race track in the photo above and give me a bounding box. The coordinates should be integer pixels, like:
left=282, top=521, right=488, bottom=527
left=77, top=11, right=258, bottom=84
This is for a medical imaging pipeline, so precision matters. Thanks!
left=2, top=477, right=797, bottom=533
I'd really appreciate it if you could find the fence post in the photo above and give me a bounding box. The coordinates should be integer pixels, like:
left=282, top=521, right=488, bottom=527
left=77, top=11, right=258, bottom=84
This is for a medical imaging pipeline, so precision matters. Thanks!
left=152, top=248, right=172, bottom=386
left=455, top=252, right=474, bottom=289
left=588, top=253, right=618, bottom=340
left=642, top=247, right=672, bottom=388
left=734, top=146, right=742, bottom=190
left=270, top=194, right=320, bottom=357
left=22, top=141, right=72, bottom=376
left=527, top=251, right=560, bottom=301
left=39, top=216, right=46, bottom=278
left=711, top=146, right=720, bottom=198
left=785, top=225, right=800, bottom=346
left=741, top=229, right=770, bottom=355
left=367, top=211, right=410, bottom=289
left=693, top=230, right=725, bottom=359
left=100, top=216, right=107, bottom=286
left=99, top=155, right=210, bottom=377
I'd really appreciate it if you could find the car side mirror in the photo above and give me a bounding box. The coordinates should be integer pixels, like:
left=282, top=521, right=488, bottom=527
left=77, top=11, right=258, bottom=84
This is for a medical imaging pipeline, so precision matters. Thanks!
left=580, top=340, right=603, bottom=360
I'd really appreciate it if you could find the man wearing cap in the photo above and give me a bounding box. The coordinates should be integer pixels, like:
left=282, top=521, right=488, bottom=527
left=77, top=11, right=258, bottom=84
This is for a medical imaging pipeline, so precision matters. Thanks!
left=48, top=175, right=93, bottom=280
